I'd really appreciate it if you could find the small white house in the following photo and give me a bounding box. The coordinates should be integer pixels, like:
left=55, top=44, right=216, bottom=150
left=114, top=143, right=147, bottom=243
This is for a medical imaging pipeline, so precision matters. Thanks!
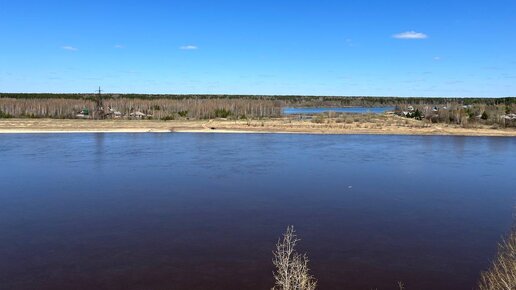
left=130, top=111, right=147, bottom=118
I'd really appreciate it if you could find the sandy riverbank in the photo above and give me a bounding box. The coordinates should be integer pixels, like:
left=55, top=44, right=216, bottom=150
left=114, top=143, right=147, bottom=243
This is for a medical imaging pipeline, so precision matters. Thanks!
left=0, top=117, right=515, bottom=136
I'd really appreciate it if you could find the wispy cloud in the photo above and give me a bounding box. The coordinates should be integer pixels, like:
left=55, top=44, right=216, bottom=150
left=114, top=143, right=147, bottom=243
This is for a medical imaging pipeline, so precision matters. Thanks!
left=345, top=38, right=355, bottom=47
left=62, top=46, right=78, bottom=51
left=393, top=31, right=428, bottom=39
left=179, top=45, right=198, bottom=50
left=482, top=66, right=502, bottom=71
left=502, top=74, right=516, bottom=79
left=433, top=56, right=441, bottom=61
left=446, top=80, right=463, bottom=85
left=114, top=44, right=125, bottom=49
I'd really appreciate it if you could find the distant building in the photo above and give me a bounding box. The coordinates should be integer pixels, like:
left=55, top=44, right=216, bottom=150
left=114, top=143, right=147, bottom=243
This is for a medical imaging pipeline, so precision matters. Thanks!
left=130, top=111, right=147, bottom=119
left=503, top=113, right=516, bottom=120
left=76, top=108, right=90, bottom=118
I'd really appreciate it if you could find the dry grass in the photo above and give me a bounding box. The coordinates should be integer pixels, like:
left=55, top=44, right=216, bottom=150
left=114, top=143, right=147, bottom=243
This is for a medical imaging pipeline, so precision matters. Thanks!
left=272, top=226, right=317, bottom=290
left=478, top=227, right=516, bottom=290
left=1, top=117, right=516, bottom=136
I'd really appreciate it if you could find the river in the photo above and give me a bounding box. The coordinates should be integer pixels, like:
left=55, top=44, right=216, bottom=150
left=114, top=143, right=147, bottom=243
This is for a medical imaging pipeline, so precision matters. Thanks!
left=0, top=133, right=514, bottom=289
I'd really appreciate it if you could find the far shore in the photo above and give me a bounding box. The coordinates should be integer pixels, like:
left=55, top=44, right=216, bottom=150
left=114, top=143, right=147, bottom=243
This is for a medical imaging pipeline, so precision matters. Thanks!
left=1, top=117, right=516, bottom=137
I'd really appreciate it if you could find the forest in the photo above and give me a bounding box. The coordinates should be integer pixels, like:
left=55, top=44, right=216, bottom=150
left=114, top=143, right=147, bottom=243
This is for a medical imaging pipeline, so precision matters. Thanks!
left=0, top=93, right=514, bottom=127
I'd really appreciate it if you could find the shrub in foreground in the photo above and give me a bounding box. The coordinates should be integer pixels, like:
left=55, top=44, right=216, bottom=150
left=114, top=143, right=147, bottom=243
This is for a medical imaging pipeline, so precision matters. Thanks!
left=478, top=227, right=516, bottom=290
left=272, top=226, right=317, bottom=290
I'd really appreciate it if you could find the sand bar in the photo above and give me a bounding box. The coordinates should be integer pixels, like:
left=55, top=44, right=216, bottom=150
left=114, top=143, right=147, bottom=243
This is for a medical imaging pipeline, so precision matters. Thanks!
left=0, top=118, right=515, bottom=137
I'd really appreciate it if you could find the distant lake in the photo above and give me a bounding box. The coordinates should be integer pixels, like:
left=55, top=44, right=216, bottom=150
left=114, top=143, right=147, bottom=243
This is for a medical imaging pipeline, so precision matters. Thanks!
left=282, top=106, right=395, bottom=115
left=0, top=134, right=515, bottom=289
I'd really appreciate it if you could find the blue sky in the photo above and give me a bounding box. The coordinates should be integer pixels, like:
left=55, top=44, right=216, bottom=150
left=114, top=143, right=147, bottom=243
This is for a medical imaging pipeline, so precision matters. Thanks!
left=1, top=0, right=515, bottom=96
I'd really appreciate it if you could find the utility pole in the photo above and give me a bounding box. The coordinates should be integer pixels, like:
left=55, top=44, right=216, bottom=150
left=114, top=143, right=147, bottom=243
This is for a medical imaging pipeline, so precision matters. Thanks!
left=95, top=86, right=104, bottom=119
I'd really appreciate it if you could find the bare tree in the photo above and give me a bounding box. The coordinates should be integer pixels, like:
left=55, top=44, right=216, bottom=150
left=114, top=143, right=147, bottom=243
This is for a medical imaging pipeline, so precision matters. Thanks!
left=478, top=226, right=516, bottom=290
left=272, top=226, right=317, bottom=290
left=397, top=281, right=405, bottom=290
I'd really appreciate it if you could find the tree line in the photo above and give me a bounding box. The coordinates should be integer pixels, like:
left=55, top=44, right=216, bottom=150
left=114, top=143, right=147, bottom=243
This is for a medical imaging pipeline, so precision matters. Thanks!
left=1, top=93, right=514, bottom=106
left=0, top=94, right=514, bottom=126
left=395, top=102, right=516, bottom=128
left=0, top=97, right=282, bottom=119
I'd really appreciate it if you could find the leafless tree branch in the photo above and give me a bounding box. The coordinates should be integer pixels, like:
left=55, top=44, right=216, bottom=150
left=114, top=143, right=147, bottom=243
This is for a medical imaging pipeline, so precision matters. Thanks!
left=272, top=226, right=317, bottom=290
left=478, top=225, right=516, bottom=290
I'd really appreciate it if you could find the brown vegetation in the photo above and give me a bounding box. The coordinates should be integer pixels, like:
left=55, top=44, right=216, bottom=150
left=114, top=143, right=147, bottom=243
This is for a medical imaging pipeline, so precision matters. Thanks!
left=396, top=102, right=516, bottom=128
left=478, top=226, right=516, bottom=290
left=0, top=97, right=281, bottom=119
left=1, top=95, right=514, bottom=129
left=272, top=226, right=317, bottom=290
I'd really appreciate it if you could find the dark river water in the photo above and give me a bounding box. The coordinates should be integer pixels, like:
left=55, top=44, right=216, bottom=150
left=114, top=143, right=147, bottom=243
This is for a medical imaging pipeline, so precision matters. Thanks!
left=0, top=133, right=515, bottom=290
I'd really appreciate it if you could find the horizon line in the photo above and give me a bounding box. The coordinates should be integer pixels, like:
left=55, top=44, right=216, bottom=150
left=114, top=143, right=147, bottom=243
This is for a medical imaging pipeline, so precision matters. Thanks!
left=0, top=92, right=514, bottom=99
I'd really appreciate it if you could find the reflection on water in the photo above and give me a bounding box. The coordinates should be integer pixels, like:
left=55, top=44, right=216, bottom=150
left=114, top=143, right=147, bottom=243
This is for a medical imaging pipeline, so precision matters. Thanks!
left=0, top=134, right=515, bottom=290
left=94, top=133, right=105, bottom=168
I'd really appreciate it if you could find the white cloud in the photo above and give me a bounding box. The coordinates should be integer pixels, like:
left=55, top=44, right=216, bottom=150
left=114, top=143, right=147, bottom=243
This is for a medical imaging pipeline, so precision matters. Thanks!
left=180, top=45, right=198, bottom=50
left=433, top=56, right=441, bottom=61
left=62, top=46, right=78, bottom=51
left=393, top=31, right=428, bottom=39
left=114, top=44, right=125, bottom=49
